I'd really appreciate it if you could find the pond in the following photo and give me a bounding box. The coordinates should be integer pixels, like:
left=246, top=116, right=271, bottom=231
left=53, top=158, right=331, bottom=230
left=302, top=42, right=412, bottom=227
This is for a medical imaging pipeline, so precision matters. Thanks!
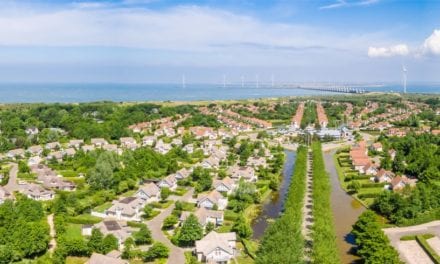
left=251, top=150, right=296, bottom=239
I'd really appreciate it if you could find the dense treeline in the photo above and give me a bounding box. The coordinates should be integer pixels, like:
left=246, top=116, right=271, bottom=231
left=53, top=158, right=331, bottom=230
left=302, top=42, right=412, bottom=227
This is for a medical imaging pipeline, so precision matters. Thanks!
left=351, top=211, right=401, bottom=263
left=311, top=142, right=340, bottom=263
left=378, top=133, right=439, bottom=181
left=323, top=102, right=347, bottom=127
left=301, top=101, right=317, bottom=129
left=372, top=182, right=440, bottom=225
left=256, top=146, right=307, bottom=263
left=0, top=102, right=198, bottom=151
left=0, top=197, right=50, bottom=263
left=234, top=101, right=299, bottom=121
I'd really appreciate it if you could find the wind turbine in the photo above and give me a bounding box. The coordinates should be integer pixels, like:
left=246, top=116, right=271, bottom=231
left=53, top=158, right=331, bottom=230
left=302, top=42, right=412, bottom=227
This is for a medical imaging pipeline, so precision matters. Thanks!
left=402, top=65, right=407, bottom=94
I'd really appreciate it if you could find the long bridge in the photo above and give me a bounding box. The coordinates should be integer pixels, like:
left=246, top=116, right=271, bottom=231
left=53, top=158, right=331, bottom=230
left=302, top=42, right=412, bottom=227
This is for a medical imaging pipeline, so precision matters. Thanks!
left=281, top=85, right=369, bottom=94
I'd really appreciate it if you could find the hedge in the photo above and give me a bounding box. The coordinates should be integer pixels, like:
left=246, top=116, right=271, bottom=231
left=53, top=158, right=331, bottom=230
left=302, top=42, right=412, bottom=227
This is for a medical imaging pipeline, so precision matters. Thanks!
left=311, top=142, right=340, bottom=264
left=256, top=146, right=308, bottom=263
left=67, top=214, right=102, bottom=225
left=416, top=235, right=440, bottom=264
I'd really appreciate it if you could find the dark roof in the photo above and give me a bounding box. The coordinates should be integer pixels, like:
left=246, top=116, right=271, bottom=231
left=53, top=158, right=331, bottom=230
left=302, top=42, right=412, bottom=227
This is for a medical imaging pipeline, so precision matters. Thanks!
left=120, top=197, right=136, bottom=204
left=104, top=220, right=121, bottom=231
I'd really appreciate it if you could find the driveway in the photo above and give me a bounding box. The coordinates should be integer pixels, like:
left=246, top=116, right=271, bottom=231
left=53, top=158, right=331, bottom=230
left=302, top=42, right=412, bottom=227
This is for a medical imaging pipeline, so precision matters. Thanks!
left=146, top=188, right=194, bottom=264
left=4, top=163, right=19, bottom=193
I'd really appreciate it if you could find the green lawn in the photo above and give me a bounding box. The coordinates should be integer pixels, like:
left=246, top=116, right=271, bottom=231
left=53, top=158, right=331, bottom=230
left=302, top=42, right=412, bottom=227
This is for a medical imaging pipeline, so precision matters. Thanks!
left=58, top=170, right=78, bottom=177
left=66, top=223, right=83, bottom=239
left=66, top=257, right=88, bottom=264
left=93, top=201, right=112, bottom=213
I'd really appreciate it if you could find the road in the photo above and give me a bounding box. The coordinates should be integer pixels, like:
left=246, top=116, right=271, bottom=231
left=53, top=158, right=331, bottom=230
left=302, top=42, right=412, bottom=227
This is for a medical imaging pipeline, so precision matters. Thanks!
left=145, top=188, right=194, bottom=264
left=4, top=163, right=19, bottom=193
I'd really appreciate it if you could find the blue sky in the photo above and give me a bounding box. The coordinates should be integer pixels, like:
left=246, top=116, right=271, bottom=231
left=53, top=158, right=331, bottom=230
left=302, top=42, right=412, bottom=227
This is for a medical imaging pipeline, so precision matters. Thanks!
left=0, top=0, right=439, bottom=84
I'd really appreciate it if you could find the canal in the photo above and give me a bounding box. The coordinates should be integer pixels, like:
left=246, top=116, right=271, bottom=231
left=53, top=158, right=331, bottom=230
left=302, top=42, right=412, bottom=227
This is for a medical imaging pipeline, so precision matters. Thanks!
left=324, top=150, right=366, bottom=264
left=251, top=150, right=296, bottom=239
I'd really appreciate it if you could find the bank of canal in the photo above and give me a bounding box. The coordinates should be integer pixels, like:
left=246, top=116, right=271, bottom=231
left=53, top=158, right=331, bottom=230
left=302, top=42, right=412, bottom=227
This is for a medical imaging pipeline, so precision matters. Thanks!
left=324, top=150, right=366, bottom=264
left=251, top=150, right=296, bottom=239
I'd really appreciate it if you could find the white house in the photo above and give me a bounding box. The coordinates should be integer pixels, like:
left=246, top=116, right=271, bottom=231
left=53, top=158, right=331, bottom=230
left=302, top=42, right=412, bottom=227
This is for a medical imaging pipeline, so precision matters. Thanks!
left=180, top=207, right=224, bottom=228
left=213, top=177, right=236, bottom=195
left=195, top=231, right=236, bottom=263
left=228, top=166, right=256, bottom=182
left=197, top=190, right=228, bottom=210
left=105, top=197, right=145, bottom=222
left=142, top=136, right=156, bottom=147
left=136, top=183, right=161, bottom=203
left=158, top=174, right=178, bottom=190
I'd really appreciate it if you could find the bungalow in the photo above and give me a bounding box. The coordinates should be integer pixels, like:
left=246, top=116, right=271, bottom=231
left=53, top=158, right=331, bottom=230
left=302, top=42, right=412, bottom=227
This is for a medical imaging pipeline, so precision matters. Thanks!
left=171, top=138, right=183, bottom=146
left=103, top=144, right=119, bottom=152
left=391, top=176, right=417, bottom=191
left=363, top=162, right=378, bottom=176
left=197, top=190, right=228, bottom=210
left=106, top=197, right=145, bottom=222
left=45, top=142, right=61, bottom=150
left=175, top=168, right=192, bottom=180
left=91, top=138, right=108, bottom=148
left=120, top=137, right=138, bottom=150
left=82, top=145, right=95, bottom=152
left=136, top=183, right=161, bottom=203
left=27, top=145, right=43, bottom=156
left=64, top=148, right=76, bottom=157
left=183, top=144, right=194, bottom=154
left=142, top=136, right=156, bottom=146
left=47, top=151, right=64, bottom=162
left=374, top=169, right=395, bottom=183
left=154, top=140, right=172, bottom=154
left=86, top=253, right=128, bottom=264
left=84, top=220, right=136, bottom=250
left=201, top=157, right=220, bottom=169
left=28, top=156, right=42, bottom=166
left=180, top=207, right=224, bottom=228
left=247, top=157, right=267, bottom=169
left=158, top=174, right=178, bottom=190
left=7, top=148, right=25, bottom=159
left=164, top=127, right=176, bottom=137
left=370, top=142, right=383, bottom=152
left=190, top=127, right=217, bottom=139
left=228, top=166, right=256, bottom=182
left=69, top=139, right=84, bottom=149
left=352, top=158, right=371, bottom=173
left=195, top=231, right=236, bottom=263
left=18, top=183, right=55, bottom=201
left=213, top=177, right=236, bottom=195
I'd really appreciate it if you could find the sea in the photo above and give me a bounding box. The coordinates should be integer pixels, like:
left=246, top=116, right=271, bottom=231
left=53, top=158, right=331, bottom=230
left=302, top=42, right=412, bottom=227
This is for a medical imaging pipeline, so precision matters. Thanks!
left=0, top=83, right=438, bottom=103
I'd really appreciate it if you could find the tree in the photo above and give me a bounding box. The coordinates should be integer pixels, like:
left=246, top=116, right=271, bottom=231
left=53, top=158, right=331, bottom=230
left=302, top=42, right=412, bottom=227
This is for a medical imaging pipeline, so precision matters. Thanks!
left=133, top=225, right=152, bottom=245
left=162, top=215, right=179, bottom=230
left=143, top=205, right=154, bottom=219
left=392, top=154, right=405, bottom=174
left=177, top=214, right=203, bottom=247
left=102, top=234, right=118, bottom=254
left=0, top=245, right=13, bottom=264
left=87, top=228, right=104, bottom=253
left=352, top=211, right=401, bottom=264
left=122, top=237, right=134, bottom=260
left=143, top=242, right=169, bottom=262
left=161, top=187, right=171, bottom=201
left=205, top=222, right=215, bottom=233
left=232, top=215, right=253, bottom=239
left=380, top=152, right=392, bottom=170
left=18, top=160, right=30, bottom=173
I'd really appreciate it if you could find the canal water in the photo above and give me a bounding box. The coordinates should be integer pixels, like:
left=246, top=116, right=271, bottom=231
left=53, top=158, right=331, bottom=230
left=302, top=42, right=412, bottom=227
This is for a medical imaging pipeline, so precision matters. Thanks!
left=324, top=150, right=366, bottom=264
left=251, top=150, right=296, bottom=239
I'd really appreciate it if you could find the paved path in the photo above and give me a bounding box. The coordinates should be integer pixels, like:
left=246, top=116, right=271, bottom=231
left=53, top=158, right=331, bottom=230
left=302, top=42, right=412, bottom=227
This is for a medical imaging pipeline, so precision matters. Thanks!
left=4, top=163, right=19, bottom=193
left=302, top=149, right=314, bottom=262
left=145, top=188, right=194, bottom=264
left=47, top=214, right=57, bottom=253
left=384, top=221, right=440, bottom=264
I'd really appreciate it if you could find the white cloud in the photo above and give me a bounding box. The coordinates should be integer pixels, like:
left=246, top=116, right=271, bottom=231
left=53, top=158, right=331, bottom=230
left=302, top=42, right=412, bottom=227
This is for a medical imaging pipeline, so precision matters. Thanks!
left=368, top=44, right=409, bottom=58
left=320, top=0, right=379, bottom=10
left=422, top=29, right=440, bottom=56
